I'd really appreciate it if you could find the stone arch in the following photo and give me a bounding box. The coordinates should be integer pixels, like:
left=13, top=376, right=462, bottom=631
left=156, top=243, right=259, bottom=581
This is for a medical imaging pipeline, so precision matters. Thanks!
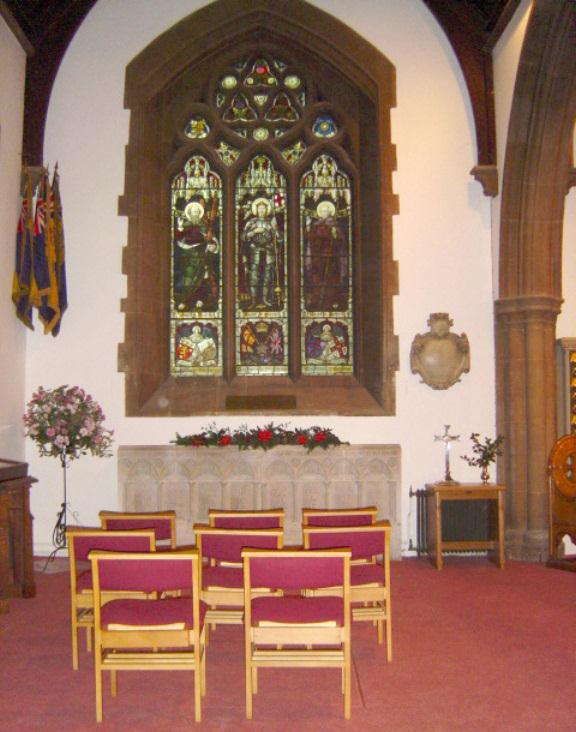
left=118, top=0, right=399, bottom=416
left=496, top=0, right=576, bottom=560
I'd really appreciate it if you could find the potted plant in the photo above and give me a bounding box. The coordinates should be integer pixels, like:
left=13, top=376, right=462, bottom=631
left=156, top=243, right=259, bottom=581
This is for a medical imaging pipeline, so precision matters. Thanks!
left=23, top=385, right=113, bottom=550
left=461, top=432, right=504, bottom=483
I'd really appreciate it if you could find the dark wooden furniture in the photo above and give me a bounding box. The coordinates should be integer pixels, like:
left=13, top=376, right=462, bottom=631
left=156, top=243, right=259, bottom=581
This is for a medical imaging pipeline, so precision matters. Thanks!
left=0, top=459, right=36, bottom=612
left=425, top=482, right=506, bottom=570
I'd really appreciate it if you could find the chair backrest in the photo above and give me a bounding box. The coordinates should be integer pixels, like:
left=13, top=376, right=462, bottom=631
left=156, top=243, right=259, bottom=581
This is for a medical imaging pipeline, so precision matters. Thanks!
left=99, top=510, right=177, bottom=547
left=193, top=524, right=284, bottom=563
left=90, top=549, right=199, bottom=595
left=302, top=506, right=378, bottom=526
left=67, top=527, right=157, bottom=564
left=243, top=548, right=351, bottom=592
left=209, top=508, right=284, bottom=529
left=302, top=520, right=391, bottom=562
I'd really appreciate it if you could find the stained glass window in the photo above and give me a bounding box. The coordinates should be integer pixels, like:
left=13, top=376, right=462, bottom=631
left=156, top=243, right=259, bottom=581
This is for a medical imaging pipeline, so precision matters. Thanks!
left=300, top=155, right=353, bottom=375
left=169, top=55, right=355, bottom=380
left=235, top=155, right=288, bottom=375
left=170, top=156, right=223, bottom=376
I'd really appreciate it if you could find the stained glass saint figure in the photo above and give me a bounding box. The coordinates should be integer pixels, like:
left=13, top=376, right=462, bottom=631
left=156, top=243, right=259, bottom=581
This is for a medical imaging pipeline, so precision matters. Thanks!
left=173, top=197, right=220, bottom=312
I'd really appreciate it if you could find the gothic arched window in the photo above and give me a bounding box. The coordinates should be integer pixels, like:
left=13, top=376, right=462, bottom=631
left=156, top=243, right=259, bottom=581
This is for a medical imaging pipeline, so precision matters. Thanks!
left=120, top=4, right=398, bottom=416
left=170, top=55, right=355, bottom=381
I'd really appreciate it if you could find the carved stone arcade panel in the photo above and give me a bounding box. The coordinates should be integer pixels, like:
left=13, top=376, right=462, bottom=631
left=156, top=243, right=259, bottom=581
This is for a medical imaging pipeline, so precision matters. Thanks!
left=118, top=445, right=402, bottom=559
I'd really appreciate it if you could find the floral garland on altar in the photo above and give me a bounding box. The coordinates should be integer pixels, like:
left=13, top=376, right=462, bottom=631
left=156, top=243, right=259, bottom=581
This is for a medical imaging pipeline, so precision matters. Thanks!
left=172, top=423, right=347, bottom=452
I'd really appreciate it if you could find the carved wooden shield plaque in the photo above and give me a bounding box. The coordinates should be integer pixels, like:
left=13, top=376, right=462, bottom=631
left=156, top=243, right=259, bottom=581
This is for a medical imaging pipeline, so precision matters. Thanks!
left=410, top=313, right=470, bottom=390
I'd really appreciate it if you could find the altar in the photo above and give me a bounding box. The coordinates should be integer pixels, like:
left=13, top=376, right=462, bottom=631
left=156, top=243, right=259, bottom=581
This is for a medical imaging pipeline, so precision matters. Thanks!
left=118, top=445, right=402, bottom=559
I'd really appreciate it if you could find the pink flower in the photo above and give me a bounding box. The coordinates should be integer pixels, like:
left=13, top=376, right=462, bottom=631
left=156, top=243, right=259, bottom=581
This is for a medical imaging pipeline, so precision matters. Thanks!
left=46, top=427, right=56, bottom=437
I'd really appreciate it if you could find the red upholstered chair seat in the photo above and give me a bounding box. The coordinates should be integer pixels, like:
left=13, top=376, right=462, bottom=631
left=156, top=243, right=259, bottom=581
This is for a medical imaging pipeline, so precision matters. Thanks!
left=102, top=597, right=208, bottom=628
left=251, top=595, right=344, bottom=625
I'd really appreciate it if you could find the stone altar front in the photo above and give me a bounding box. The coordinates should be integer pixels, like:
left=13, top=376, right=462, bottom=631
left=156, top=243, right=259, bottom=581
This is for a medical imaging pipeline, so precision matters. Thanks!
left=118, top=445, right=402, bottom=559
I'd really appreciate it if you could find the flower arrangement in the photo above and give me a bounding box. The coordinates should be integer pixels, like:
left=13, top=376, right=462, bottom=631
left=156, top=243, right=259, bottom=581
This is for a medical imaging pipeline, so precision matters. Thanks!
left=172, top=422, right=346, bottom=452
left=461, top=432, right=504, bottom=469
left=23, top=385, right=114, bottom=461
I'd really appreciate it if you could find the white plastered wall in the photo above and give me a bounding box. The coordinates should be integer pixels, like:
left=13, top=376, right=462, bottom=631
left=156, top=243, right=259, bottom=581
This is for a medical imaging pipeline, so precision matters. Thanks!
left=0, top=16, right=26, bottom=461
left=27, top=0, right=500, bottom=554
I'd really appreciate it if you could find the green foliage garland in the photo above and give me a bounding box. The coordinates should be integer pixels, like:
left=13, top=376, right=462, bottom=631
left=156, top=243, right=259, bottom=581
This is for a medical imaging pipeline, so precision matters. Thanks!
left=172, top=422, right=346, bottom=453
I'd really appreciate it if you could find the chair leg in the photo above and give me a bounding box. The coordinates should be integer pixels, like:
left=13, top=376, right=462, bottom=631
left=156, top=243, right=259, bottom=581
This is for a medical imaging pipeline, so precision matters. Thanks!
left=245, top=633, right=253, bottom=719
left=72, top=621, right=79, bottom=671
left=194, top=671, right=202, bottom=722
left=86, top=626, right=92, bottom=652
left=386, top=617, right=392, bottom=662
left=95, top=657, right=103, bottom=722
left=343, top=653, right=351, bottom=720
left=110, top=670, right=117, bottom=697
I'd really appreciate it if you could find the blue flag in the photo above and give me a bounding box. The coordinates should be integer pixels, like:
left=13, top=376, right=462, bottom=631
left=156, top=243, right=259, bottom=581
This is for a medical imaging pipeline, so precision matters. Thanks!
left=33, top=171, right=60, bottom=333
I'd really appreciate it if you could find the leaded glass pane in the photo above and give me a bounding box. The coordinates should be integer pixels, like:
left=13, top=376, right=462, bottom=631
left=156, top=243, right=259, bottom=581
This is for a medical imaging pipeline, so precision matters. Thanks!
left=244, top=58, right=278, bottom=87
left=170, top=155, right=223, bottom=376
left=265, top=92, right=299, bottom=122
left=223, top=93, right=258, bottom=122
left=282, top=140, right=306, bottom=164
left=184, top=116, right=210, bottom=139
left=215, top=140, right=240, bottom=166
left=253, top=127, right=270, bottom=141
left=301, top=318, right=352, bottom=374
left=235, top=155, right=288, bottom=375
left=171, top=320, right=221, bottom=376
left=284, top=74, right=301, bottom=89
left=238, top=319, right=286, bottom=372
left=300, top=154, right=353, bottom=375
left=312, top=114, right=338, bottom=138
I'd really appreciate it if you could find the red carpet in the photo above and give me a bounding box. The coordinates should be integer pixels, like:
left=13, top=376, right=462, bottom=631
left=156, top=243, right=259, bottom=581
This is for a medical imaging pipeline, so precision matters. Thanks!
left=1, top=557, right=574, bottom=731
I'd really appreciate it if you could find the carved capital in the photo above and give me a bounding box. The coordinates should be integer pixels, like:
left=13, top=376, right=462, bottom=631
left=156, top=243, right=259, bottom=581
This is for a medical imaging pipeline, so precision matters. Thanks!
left=470, top=164, right=498, bottom=197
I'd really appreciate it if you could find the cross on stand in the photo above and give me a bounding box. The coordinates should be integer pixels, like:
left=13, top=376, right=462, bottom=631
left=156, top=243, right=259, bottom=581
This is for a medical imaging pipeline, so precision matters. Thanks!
left=434, top=425, right=460, bottom=483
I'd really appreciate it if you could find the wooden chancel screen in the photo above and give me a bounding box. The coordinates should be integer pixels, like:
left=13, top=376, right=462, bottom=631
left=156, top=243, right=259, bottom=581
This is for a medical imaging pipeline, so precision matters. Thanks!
left=547, top=434, right=576, bottom=571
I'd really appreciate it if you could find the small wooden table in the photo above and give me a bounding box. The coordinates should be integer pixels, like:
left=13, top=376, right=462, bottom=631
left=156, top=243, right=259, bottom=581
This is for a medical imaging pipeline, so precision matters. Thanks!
left=425, top=482, right=505, bottom=570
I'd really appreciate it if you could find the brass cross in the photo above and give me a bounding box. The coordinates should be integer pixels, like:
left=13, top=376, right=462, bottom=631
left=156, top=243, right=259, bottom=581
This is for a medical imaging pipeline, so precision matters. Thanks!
left=434, top=425, right=460, bottom=483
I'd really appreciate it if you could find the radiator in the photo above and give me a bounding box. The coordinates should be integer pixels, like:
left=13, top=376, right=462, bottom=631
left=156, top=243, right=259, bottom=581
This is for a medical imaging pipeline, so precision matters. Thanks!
left=411, top=488, right=491, bottom=555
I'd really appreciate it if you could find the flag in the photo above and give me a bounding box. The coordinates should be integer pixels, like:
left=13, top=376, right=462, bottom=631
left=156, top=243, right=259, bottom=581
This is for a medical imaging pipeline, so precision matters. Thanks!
left=11, top=170, right=35, bottom=329
left=33, top=170, right=60, bottom=334
left=50, top=165, right=67, bottom=336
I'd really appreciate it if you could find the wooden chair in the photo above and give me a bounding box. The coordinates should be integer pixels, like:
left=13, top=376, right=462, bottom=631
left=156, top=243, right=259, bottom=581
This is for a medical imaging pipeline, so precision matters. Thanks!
left=303, top=520, right=392, bottom=660
left=302, top=506, right=378, bottom=526
left=243, top=548, right=352, bottom=720
left=90, top=549, right=207, bottom=722
left=66, top=527, right=156, bottom=670
left=193, top=524, right=283, bottom=627
left=99, top=510, right=177, bottom=548
left=208, top=508, right=284, bottom=529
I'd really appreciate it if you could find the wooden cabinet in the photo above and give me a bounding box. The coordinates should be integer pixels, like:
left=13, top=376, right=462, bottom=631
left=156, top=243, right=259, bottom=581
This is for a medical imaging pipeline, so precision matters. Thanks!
left=0, top=459, right=36, bottom=612
left=424, top=482, right=505, bottom=570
